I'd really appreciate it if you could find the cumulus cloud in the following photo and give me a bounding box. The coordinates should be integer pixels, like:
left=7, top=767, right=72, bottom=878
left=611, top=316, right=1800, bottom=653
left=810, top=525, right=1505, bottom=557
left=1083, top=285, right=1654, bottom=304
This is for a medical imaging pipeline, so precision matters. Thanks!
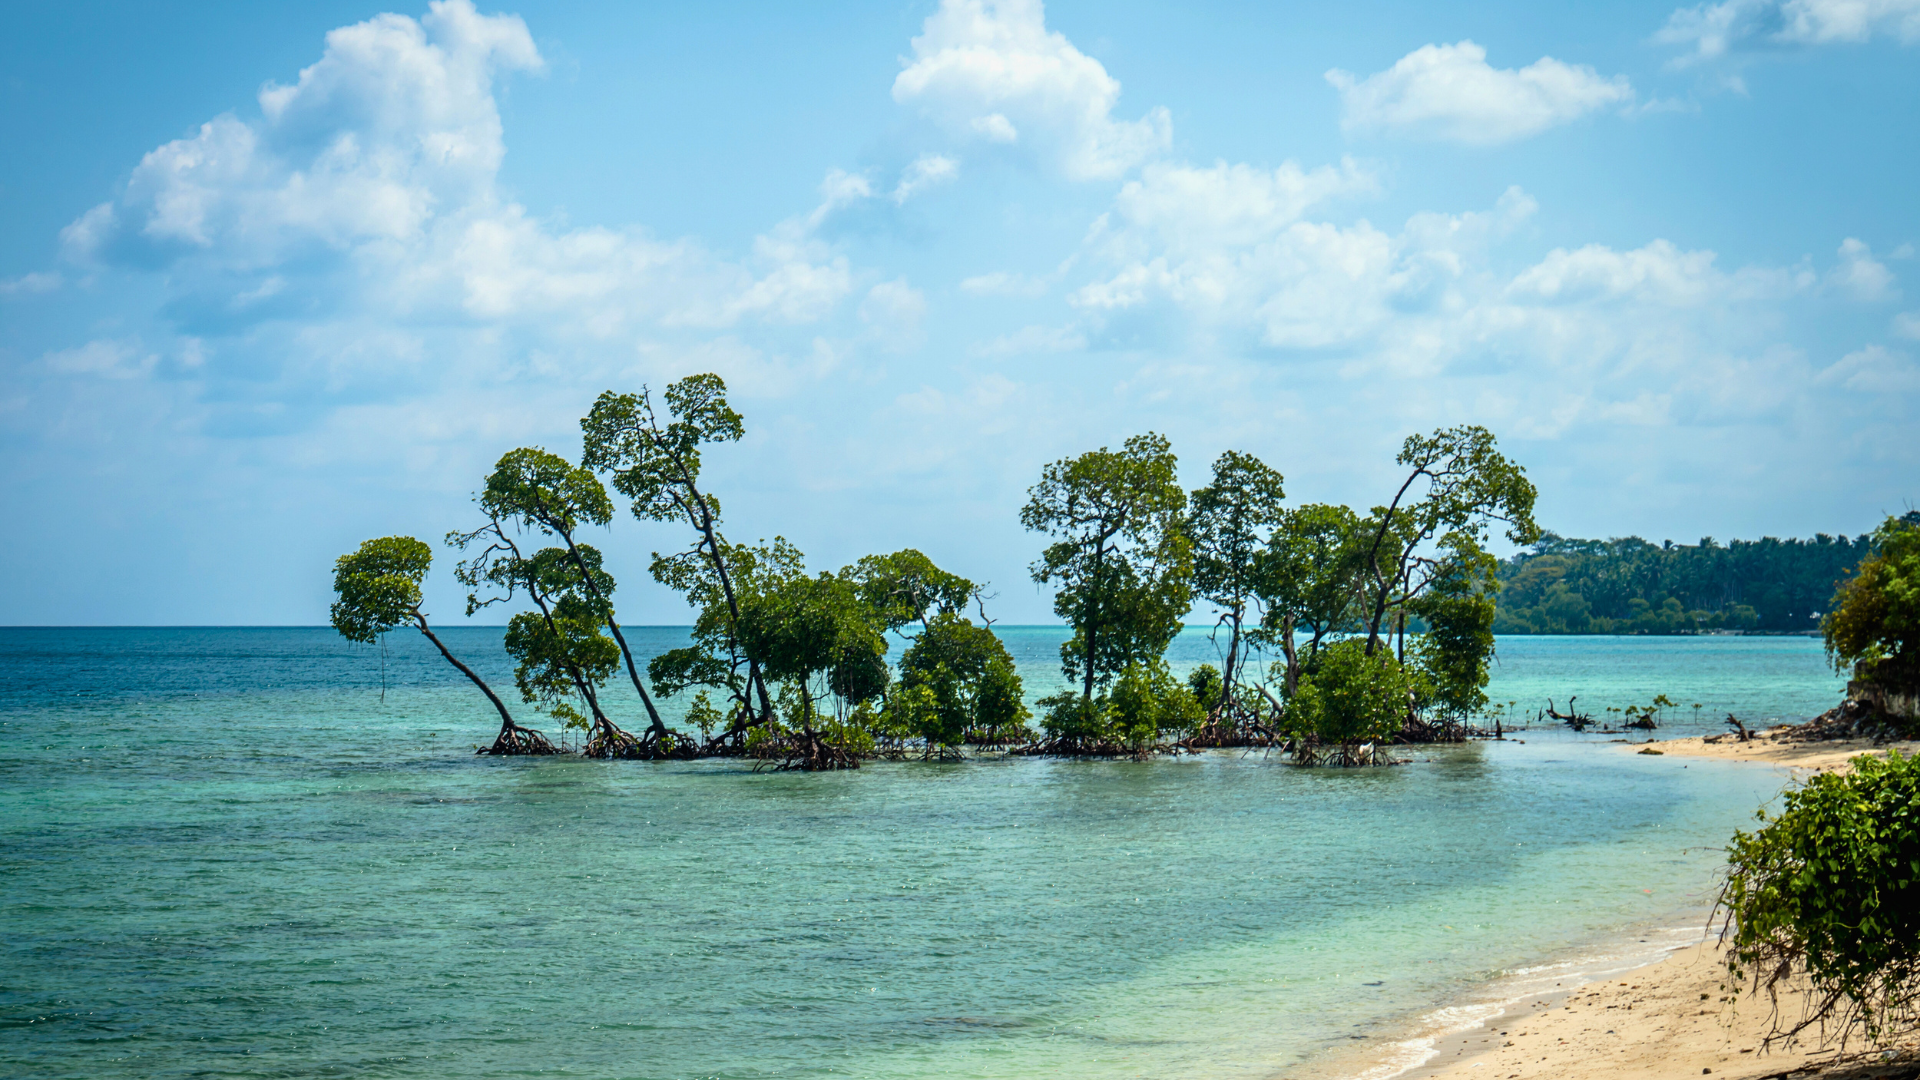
left=892, top=0, right=1171, bottom=179
left=893, top=153, right=960, bottom=202
left=1820, top=343, right=1920, bottom=393
left=61, top=0, right=852, bottom=338
left=1327, top=41, right=1633, bottom=145
left=1657, top=0, right=1920, bottom=62
left=1828, top=238, right=1898, bottom=301
left=1071, top=172, right=1538, bottom=351
left=1038, top=166, right=1884, bottom=453
left=1507, top=239, right=1805, bottom=305
left=43, top=340, right=159, bottom=380
left=0, top=272, right=62, bottom=296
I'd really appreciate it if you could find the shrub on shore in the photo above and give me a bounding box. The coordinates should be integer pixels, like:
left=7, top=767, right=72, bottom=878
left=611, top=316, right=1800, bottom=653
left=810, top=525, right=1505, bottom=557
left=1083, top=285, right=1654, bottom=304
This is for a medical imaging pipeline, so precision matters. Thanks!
left=1718, top=749, right=1920, bottom=1046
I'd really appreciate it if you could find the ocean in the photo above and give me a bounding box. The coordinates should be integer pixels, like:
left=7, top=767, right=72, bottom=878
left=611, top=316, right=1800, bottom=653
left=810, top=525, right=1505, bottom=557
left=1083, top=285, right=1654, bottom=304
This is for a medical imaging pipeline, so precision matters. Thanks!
left=0, top=627, right=1847, bottom=1079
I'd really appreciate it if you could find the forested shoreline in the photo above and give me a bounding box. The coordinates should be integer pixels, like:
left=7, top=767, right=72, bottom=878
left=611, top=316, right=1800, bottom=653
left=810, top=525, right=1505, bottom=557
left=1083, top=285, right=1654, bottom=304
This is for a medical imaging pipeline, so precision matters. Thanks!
left=1493, top=520, right=1917, bottom=635
left=330, top=370, right=1915, bottom=767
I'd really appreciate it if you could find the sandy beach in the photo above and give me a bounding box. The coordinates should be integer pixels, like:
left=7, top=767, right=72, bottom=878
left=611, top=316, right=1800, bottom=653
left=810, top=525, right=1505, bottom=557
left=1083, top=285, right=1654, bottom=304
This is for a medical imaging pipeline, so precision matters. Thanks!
left=1357, top=730, right=1920, bottom=1080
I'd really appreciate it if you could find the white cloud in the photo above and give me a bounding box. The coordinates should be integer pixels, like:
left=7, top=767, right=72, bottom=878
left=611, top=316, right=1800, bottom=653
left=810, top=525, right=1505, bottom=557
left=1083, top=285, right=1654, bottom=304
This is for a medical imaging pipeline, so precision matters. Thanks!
left=60, top=0, right=852, bottom=335
left=1092, top=159, right=1377, bottom=262
left=0, top=271, right=62, bottom=296
left=1071, top=177, right=1540, bottom=351
left=973, top=323, right=1086, bottom=356
left=1893, top=311, right=1920, bottom=338
left=1327, top=41, right=1633, bottom=146
left=893, top=153, right=960, bottom=202
left=1819, top=343, right=1920, bottom=392
left=1507, top=239, right=1803, bottom=305
left=892, top=0, right=1171, bottom=179
left=43, top=340, right=158, bottom=380
left=1828, top=237, right=1898, bottom=301
left=1658, top=0, right=1920, bottom=62
left=960, top=270, right=1054, bottom=296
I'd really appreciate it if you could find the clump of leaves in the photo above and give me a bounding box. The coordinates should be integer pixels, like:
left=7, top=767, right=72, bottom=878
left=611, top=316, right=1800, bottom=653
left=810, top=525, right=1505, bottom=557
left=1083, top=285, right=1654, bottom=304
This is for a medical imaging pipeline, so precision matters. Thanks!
left=1285, top=638, right=1413, bottom=762
left=1718, top=749, right=1920, bottom=1047
left=1825, top=514, right=1920, bottom=695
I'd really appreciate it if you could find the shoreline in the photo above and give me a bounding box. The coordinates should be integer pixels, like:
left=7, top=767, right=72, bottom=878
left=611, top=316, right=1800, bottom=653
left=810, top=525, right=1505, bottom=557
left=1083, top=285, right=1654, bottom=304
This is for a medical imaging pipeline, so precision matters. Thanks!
left=1312, top=731, right=1920, bottom=1080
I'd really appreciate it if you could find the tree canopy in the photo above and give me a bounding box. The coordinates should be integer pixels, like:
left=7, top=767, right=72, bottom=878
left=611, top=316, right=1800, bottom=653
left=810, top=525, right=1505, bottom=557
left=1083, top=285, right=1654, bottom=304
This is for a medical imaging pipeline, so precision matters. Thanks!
left=1824, top=514, right=1920, bottom=693
left=1022, top=432, right=1192, bottom=706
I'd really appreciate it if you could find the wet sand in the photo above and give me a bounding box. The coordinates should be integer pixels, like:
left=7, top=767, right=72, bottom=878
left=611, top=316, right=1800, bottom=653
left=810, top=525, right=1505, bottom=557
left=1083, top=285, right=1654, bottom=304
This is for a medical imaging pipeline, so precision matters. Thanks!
left=1338, top=731, right=1920, bottom=1080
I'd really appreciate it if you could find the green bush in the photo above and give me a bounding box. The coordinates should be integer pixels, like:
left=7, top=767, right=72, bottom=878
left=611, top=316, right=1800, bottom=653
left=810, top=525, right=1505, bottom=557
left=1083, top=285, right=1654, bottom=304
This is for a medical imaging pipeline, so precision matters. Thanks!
left=1825, top=515, right=1920, bottom=693
left=1036, top=658, right=1201, bottom=751
left=1719, top=750, right=1920, bottom=1044
left=1285, top=638, right=1413, bottom=748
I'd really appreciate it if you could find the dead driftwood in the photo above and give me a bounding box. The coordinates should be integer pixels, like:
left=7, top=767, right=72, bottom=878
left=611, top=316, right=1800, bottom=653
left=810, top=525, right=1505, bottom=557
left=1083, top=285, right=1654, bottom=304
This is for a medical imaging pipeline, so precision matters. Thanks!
left=1547, top=696, right=1595, bottom=732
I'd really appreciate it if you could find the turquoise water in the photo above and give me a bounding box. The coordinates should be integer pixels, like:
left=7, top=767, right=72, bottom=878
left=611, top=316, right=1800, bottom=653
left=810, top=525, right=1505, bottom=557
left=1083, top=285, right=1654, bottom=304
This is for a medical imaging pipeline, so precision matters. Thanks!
left=0, top=629, right=1844, bottom=1079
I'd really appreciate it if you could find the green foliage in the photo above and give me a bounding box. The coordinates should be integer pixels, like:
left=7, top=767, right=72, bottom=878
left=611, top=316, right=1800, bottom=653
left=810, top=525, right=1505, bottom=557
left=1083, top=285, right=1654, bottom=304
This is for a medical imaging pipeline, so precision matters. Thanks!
left=1187, top=664, right=1223, bottom=709
left=1286, top=639, right=1414, bottom=746
left=330, top=536, right=431, bottom=643
left=1022, top=432, right=1193, bottom=699
left=1037, top=691, right=1103, bottom=742
left=1188, top=452, right=1286, bottom=693
left=504, top=594, right=621, bottom=728
left=1719, top=750, right=1920, bottom=1043
left=749, top=681, right=878, bottom=757
left=840, top=549, right=976, bottom=633
left=1409, top=534, right=1500, bottom=722
left=1189, top=452, right=1286, bottom=604
left=1251, top=503, right=1367, bottom=686
left=580, top=374, right=743, bottom=525
left=481, top=447, right=614, bottom=536
left=1825, top=514, right=1920, bottom=690
left=895, top=612, right=1029, bottom=748
left=1106, top=658, right=1204, bottom=747
left=1034, top=659, right=1199, bottom=750
left=647, top=536, right=805, bottom=700
left=682, top=690, right=724, bottom=736
left=736, top=571, right=890, bottom=715
left=1356, top=425, right=1538, bottom=649
left=1495, top=522, right=1906, bottom=635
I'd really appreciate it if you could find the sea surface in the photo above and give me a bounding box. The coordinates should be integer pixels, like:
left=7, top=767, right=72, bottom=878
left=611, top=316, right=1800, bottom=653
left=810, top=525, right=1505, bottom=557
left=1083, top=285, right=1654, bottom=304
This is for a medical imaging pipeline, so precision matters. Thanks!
left=0, top=627, right=1849, bottom=1079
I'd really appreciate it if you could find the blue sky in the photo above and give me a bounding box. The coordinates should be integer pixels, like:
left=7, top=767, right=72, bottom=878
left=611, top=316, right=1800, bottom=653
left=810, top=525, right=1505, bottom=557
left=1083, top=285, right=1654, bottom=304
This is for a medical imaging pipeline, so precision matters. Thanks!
left=2, top=0, right=1916, bottom=625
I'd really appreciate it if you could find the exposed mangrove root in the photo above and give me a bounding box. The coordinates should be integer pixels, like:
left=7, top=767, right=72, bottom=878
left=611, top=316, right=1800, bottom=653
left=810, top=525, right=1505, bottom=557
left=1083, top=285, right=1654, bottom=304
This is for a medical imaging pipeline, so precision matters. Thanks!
left=583, top=720, right=647, bottom=759
left=1010, top=736, right=1168, bottom=760
left=1290, top=737, right=1395, bottom=767
left=1393, top=715, right=1489, bottom=744
left=478, top=722, right=559, bottom=756
left=749, top=729, right=862, bottom=771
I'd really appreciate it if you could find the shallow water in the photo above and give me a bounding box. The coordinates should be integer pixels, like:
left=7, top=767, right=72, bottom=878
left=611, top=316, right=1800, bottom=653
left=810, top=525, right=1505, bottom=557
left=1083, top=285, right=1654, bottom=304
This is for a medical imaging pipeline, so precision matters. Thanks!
left=0, top=628, right=1842, bottom=1079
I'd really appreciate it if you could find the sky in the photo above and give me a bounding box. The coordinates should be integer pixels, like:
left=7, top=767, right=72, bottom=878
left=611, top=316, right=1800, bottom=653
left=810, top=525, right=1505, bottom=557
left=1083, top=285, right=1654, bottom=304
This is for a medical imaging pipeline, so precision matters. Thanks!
left=2, top=0, right=1916, bottom=626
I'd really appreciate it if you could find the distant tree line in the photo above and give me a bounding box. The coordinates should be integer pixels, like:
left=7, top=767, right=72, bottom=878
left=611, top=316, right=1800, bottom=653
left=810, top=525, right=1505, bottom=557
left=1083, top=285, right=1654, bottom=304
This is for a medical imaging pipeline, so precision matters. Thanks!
left=331, top=373, right=1539, bottom=768
left=1491, top=519, right=1920, bottom=635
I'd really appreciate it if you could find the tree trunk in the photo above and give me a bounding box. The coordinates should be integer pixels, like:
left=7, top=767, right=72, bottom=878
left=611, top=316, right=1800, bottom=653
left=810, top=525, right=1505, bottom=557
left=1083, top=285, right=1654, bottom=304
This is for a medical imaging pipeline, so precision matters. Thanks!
left=1220, top=604, right=1242, bottom=709
left=411, top=610, right=555, bottom=755
left=553, top=527, right=668, bottom=738
left=1281, top=615, right=1300, bottom=698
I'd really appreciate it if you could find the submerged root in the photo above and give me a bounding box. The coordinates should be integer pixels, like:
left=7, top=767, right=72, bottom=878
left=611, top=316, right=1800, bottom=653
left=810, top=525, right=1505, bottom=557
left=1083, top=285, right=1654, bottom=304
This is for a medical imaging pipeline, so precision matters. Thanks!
left=478, top=722, right=559, bottom=756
